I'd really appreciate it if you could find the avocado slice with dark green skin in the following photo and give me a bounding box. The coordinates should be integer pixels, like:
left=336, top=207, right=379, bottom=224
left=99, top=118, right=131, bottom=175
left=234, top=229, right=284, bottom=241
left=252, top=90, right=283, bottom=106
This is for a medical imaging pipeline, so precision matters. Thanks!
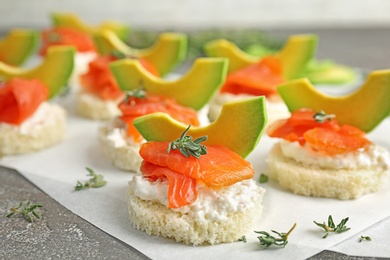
left=0, top=29, right=39, bottom=66
left=110, top=57, right=228, bottom=110
left=94, top=30, right=187, bottom=76
left=133, top=96, right=267, bottom=158
left=0, top=46, right=75, bottom=99
left=278, top=70, right=390, bottom=132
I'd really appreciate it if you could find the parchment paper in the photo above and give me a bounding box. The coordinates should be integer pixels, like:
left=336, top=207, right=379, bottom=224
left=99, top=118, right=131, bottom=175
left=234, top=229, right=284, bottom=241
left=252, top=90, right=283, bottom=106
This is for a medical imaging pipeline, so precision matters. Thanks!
left=2, top=91, right=390, bottom=260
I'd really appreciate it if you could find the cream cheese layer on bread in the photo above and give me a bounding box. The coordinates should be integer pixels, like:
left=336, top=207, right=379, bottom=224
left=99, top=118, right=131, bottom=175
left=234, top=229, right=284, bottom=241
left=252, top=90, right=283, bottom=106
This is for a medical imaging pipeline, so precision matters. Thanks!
left=0, top=102, right=66, bottom=155
left=130, top=176, right=264, bottom=221
left=208, top=92, right=289, bottom=125
left=99, top=120, right=143, bottom=171
left=279, top=139, right=390, bottom=170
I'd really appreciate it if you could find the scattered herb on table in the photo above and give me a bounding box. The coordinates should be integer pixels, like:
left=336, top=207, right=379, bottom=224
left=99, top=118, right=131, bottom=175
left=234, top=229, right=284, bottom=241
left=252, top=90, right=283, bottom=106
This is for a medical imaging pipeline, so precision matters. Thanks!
left=255, top=223, right=297, bottom=249
left=238, top=235, right=247, bottom=243
left=167, top=125, right=208, bottom=159
left=259, top=173, right=268, bottom=183
left=75, top=167, right=107, bottom=191
left=313, top=215, right=351, bottom=238
left=6, top=201, right=43, bottom=222
left=359, top=235, right=372, bottom=242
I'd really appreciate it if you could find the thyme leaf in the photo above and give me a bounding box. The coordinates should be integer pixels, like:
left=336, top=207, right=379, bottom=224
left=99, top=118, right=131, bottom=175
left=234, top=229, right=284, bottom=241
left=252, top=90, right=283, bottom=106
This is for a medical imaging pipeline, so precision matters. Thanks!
left=313, top=110, right=335, bottom=123
left=255, top=223, right=296, bottom=249
left=6, top=201, right=43, bottom=223
left=75, top=167, right=107, bottom=191
left=314, top=215, right=351, bottom=238
left=359, top=235, right=371, bottom=242
left=167, top=125, right=207, bottom=159
left=259, top=173, right=268, bottom=183
left=238, top=235, right=247, bottom=243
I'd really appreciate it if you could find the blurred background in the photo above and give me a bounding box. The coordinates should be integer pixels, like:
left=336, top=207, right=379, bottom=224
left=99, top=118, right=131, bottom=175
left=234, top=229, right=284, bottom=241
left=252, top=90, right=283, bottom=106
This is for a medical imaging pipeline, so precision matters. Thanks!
left=1, top=0, right=390, bottom=30
left=1, top=0, right=390, bottom=69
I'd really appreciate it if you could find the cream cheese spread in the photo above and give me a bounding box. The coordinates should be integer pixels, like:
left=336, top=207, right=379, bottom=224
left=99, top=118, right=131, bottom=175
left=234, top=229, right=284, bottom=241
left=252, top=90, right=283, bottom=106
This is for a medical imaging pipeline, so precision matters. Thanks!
left=130, top=176, right=264, bottom=221
left=0, top=102, right=64, bottom=135
left=280, top=139, right=390, bottom=170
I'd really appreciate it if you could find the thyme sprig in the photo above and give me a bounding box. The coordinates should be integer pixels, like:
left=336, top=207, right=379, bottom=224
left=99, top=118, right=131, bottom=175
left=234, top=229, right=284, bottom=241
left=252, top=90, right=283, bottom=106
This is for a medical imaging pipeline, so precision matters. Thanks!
left=313, top=110, right=335, bottom=123
left=314, top=215, right=351, bottom=238
left=6, top=201, right=43, bottom=222
left=75, top=167, right=107, bottom=191
left=123, top=85, right=147, bottom=102
left=255, top=223, right=297, bottom=249
left=167, top=125, right=207, bottom=159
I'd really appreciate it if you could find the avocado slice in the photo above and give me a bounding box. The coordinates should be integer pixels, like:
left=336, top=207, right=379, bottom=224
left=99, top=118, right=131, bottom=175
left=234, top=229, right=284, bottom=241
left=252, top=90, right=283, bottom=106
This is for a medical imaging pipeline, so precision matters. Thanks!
left=301, top=60, right=357, bottom=84
left=204, top=39, right=258, bottom=73
left=278, top=70, right=390, bottom=132
left=51, top=12, right=131, bottom=41
left=110, top=57, right=228, bottom=110
left=0, top=46, right=75, bottom=99
left=204, top=34, right=317, bottom=79
left=94, top=30, right=187, bottom=76
left=0, top=29, right=39, bottom=66
left=133, top=96, right=267, bottom=158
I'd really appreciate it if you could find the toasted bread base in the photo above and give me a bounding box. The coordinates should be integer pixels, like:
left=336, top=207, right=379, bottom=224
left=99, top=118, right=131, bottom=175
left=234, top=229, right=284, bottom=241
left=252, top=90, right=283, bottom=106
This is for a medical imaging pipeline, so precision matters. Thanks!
left=127, top=178, right=264, bottom=245
left=99, top=126, right=142, bottom=172
left=267, top=143, right=389, bottom=199
left=76, top=92, right=121, bottom=120
left=0, top=104, right=66, bottom=156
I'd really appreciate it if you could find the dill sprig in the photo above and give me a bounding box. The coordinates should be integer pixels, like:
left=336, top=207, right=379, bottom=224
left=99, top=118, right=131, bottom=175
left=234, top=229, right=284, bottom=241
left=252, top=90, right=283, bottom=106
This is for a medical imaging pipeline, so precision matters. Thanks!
left=75, top=167, right=107, bottom=191
left=167, top=125, right=207, bottom=159
left=314, top=215, right=351, bottom=238
left=255, top=223, right=297, bottom=249
left=359, top=235, right=371, bottom=242
left=6, top=201, right=43, bottom=222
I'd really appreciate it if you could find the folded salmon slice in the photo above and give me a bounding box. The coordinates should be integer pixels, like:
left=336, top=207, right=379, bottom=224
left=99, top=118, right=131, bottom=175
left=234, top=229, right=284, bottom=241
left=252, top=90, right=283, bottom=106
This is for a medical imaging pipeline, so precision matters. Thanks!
left=139, top=141, right=254, bottom=208
left=0, top=78, right=48, bottom=125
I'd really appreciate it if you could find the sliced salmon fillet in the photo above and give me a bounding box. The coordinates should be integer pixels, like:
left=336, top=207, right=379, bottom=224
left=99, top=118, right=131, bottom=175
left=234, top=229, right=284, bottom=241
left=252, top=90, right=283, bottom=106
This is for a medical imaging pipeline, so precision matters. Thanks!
left=140, top=161, right=197, bottom=208
left=0, top=78, right=48, bottom=125
left=221, top=56, right=285, bottom=97
left=268, top=109, right=370, bottom=155
left=40, top=27, right=96, bottom=55
left=139, top=141, right=254, bottom=208
left=119, top=95, right=199, bottom=143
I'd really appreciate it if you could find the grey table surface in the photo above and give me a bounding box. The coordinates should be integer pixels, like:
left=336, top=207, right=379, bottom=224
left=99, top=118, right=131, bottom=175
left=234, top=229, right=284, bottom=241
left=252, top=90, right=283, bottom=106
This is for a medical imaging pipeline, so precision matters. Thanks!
left=1, top=27, right=390, bottom=260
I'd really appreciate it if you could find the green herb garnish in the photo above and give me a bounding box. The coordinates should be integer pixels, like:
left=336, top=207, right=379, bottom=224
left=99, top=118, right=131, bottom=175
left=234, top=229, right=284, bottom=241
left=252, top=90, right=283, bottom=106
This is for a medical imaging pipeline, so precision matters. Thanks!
left=123, top=84, right=147, bottom=102
left=313, top=110, right=335, bottom=123
left=359, top=235, right=371, bottom=242
left=167, top=125, right=207, bottom=159
left=255, top=223, right=296, bottom=249
left=238, top=235, right=247, bottom=243
left=6, top=201, right=43, bottom=222
left=75, top=167, right=107, bottom=191
left=259, top=173, right=268, bottom=183
left=314, top=215, right=351, bottom=238
left=110, top=49, right=127, bottom=59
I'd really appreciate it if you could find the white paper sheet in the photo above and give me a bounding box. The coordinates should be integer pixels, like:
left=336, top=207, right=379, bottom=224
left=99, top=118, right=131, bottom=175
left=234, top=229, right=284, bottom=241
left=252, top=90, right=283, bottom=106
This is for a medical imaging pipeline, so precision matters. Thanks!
left=2, top=91, right=390, bottom=260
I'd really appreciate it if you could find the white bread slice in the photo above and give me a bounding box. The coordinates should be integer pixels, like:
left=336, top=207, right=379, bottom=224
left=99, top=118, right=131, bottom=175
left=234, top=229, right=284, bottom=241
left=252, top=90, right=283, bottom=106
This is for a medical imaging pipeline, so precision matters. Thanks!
left=76, top=92, right=122, bottom=120
left=99, top=125, right=142, bottom=172
left=267, top=143, right=390, bottom=199
left=0, top=103, right=66, bottom=156
left=127, top=178, right=265, bottom=245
